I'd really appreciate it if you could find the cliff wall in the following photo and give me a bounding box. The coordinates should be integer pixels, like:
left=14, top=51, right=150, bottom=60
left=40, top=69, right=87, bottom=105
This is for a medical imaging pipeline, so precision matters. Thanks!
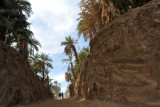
left=74, top=0, right=160, bottom=106
left=0, top=41, right=52, bottom=106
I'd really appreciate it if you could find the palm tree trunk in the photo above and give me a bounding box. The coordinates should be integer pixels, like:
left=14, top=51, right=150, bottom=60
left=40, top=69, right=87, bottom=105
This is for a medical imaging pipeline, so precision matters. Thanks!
left=72, top=45, right=79, bottom=65
left=18, top=41, right=24, bottom=55
left=0, top=29, right=6, bottom=42
left=71, top=62, right=75, bottom=79
left=24, top=42, right=29, bottom=59
left=42, top=65, right=45, bottom=83
left=43, top=69, right=45, bottom=83
left=47, top=74, right=49, bottom=88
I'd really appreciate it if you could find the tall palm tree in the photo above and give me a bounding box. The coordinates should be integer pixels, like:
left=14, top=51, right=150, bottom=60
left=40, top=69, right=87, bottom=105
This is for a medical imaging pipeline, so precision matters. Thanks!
left=28, top=53, right=41, bottom=75
left=28, top=53, right=53, bottom=85
left=0, top=0, right=40, bottom=59
left=78, top=47, right=90, bottom=64
left=77, top=0, right=115, bottom=42
left=77, top=0, right=151, bottom=42
left=61, top=36, right=79, bottom=65
left=37, top=53, right=53, bottom=83
left=0, top=0, right=32, bottom=43
left=74, top=47, right=90, bottom=76
left=44, top=68, right=52, bottom=88
left=77, top=0, right=101, bottom=41
left=17, top=33, right=41, bottom=59
left=62, top=55, right=75, bottom=79
left=0, top=0, right=13, bottom=42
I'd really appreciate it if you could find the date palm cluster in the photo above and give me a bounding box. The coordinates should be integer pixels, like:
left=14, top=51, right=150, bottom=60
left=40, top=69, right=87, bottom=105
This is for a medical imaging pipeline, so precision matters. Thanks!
left=0, top=0, right=41, bottom=58
left=77, top=0, right=151, bottom=41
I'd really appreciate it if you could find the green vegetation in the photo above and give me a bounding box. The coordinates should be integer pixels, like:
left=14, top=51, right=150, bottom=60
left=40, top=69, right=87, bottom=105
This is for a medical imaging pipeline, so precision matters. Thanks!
left=0, top=0, right=41, bottom=59
left=74, top=47, right=89, bottom=76
left=61, top=36, right=79, bottom=65
left=29, top=53, right=53, bottom=82
left=77, top=0, right=151, bottom=42
left=28, top=53, right=53, bottom=89
left=63, top=55, right=75, bottom=81
left=28, top=53, right=63, bottom=98
left=61, top=36, right=90, bottom=82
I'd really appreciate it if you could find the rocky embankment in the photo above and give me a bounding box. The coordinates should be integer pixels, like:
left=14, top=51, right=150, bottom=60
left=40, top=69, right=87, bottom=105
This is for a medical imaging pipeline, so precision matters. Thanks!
left=72, top=0, right=160, bottom=106
left=0, top=41, right=52, bottom=106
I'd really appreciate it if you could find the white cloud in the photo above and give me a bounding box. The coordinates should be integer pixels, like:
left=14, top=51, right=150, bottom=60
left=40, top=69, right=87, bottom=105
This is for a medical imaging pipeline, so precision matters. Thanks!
left=28, top=0, right=81, bottom=55
left=51, top=73, right=66, bottom=83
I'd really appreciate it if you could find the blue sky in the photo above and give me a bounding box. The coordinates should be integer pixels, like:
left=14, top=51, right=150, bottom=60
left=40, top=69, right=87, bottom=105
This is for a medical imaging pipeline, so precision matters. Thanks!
left=28, top=0, right=89, bottom=92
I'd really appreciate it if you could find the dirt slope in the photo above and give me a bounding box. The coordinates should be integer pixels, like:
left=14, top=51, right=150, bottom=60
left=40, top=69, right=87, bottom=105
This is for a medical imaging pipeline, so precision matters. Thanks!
left=0, top=41, right=52, bottom=107
left=72, top=0, right=160, bottom=106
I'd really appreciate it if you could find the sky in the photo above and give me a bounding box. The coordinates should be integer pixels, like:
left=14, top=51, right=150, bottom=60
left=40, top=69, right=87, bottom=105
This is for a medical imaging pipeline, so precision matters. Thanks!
left=28, top=0, right=89, bottom=93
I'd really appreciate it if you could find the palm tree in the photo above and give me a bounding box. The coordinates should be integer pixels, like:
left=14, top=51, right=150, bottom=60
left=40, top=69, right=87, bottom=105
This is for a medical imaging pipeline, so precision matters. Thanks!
left=77, top=0, right=101, bottom=41
left=0, top=0, right=40, bottom=59
left=28, top=53, right=53, bottom=85
left=74, top=47, right=90, bottom=77
left=17, top=33, right=41, bottom=59
left=77, top=0, right=115, bottom=42
left=77, top=0, right=151, bottom=42
left=0, top=0, right=32, bottom=42
left=28, top=53, right=41, bottom=75
left=78, top=47, right=90, bottom=64
left=61, top=36, right=79, bottom=65
left=0, top=0, right=13, bottom=42
left=36, top=53, right=53, bottom=83
left=62, top=55, right=75, bottom=79
left=44, top=69, right=52, bottom=88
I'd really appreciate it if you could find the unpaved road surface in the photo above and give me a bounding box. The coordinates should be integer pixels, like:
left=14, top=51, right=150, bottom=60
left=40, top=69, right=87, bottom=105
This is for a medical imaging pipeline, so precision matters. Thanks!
left=17, top=99, right=128, bottom=107
left=16, top=98, right=160, bottom=107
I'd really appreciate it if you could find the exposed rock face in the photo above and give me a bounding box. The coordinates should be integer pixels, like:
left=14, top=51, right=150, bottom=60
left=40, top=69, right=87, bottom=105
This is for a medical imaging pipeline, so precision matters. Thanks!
left=74, top=0, right=160, bottom=106
left=0, top=41, right=52, bottom=106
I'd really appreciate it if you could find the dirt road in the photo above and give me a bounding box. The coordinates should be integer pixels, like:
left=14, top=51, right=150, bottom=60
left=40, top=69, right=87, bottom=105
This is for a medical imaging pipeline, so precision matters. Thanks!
left=17, top=99, right=128, bottom=107
left=16, top=98, right=160, bottom=107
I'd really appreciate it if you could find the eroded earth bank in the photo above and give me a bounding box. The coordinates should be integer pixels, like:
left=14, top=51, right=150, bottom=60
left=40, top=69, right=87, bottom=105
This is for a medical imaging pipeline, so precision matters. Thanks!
left=71, top=0, right=160, bottom=106
left=1, top=0, right=160, bottom=107
left=0, top=41, right=52, bottom=106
